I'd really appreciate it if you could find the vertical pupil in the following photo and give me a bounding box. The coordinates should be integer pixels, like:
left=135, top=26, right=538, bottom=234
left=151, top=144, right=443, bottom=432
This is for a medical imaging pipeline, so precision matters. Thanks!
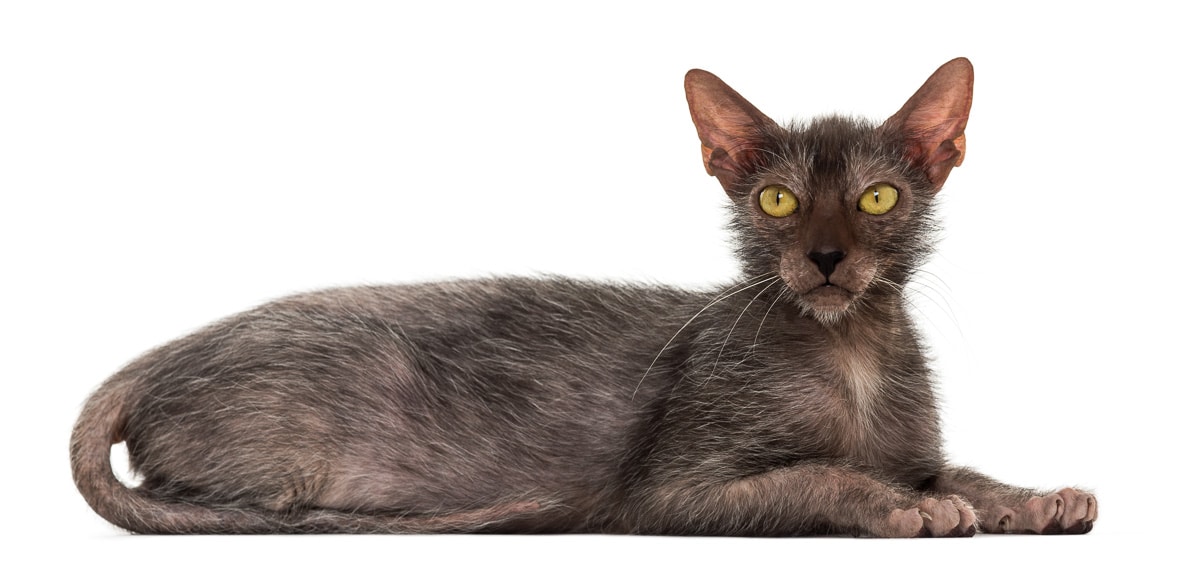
left=776, top=191, right=783, bottom=205
left=873, top=189, right=880, bottom=203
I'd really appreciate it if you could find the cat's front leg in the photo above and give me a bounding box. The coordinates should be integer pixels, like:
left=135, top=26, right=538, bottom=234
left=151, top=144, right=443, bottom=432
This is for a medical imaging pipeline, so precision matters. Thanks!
left=928, top=466, right=1097, bottom=534
left=630, top=464, right=976, bottom=537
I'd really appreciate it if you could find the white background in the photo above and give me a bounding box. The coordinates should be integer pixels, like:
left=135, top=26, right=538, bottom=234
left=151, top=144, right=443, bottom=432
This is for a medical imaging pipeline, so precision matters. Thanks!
left=2, top=1, right=1193, bottom=561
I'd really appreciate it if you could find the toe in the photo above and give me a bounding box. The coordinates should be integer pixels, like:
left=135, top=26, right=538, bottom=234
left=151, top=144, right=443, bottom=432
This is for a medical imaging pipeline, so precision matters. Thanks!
left=884, top=507, right=925, bottom=538
left=949, top=496, right=978, bottom=537
left=917, top=498, right=967, bottom=537
left=1057, top=488, right=1097, bottom=534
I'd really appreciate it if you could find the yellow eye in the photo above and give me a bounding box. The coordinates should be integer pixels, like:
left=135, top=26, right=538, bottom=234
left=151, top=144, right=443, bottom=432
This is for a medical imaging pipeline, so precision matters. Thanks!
left=858, top=184, right=899, bottom=215
left=759, top=185, right=799, bottom=218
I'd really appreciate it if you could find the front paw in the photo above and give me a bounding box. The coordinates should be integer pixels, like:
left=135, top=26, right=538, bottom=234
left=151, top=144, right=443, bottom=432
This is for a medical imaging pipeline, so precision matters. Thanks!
left=983, top=488, right=1097, bottom=534
left=880, top=495, right=977, bottom=538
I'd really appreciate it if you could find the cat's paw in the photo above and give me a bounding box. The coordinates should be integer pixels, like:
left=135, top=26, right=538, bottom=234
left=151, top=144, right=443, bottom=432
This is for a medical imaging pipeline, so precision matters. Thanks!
left=982, top=488, right=1097, bottom=534
left=880, top=495, right=977, bottom=538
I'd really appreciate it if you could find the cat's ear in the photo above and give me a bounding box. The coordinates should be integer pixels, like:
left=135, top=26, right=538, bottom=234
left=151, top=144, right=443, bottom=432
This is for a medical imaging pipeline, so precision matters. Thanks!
left=883, top=58, right=974, bottom=192
left=685, top=70, right=776, bottom=194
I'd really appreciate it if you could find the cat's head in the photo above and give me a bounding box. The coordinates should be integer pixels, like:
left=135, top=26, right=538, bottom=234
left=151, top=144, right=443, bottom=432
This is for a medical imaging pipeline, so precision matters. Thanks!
left=684, top=59, right=973, bottom=324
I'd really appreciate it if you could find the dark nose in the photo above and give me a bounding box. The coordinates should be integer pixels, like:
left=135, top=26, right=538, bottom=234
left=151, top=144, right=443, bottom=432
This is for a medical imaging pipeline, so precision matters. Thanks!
left=807, top=249, right=845, bottom=279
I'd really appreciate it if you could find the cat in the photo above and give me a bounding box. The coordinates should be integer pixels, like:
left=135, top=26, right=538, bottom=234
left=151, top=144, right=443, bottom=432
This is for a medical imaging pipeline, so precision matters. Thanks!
left=71, top=58, right=1096, bottom=537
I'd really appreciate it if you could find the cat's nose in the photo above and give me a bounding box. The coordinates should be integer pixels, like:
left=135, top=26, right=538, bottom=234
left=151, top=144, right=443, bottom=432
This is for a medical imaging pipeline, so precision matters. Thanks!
left=807, top=249, right=845, bottom=279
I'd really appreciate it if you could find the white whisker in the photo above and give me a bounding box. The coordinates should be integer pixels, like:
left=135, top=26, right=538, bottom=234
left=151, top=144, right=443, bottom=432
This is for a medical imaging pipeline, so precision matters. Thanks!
left=752, top=283, right=790, bottom=349
left=631, top=274, right=777, bottom=399
left=701, top=276, right=782, bottom=389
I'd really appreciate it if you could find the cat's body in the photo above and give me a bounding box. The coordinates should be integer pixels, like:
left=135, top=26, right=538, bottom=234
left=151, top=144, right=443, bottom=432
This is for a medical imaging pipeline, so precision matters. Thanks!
left=72, top=59, right=1097, bottom=536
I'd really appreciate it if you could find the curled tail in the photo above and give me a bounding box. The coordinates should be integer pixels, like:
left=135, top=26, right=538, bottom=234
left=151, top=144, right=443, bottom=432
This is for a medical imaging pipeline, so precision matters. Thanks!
left=69, top=370, right=270, bottom=533
left=70, top=371, right=546, bottom=534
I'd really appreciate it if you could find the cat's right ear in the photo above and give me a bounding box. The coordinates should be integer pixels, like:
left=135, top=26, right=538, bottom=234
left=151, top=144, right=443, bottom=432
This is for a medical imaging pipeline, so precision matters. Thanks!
left=685, top=70, right=776, bottom=195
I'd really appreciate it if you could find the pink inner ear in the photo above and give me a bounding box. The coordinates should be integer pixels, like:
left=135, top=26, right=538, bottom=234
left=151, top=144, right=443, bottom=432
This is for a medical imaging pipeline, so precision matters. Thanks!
left=919, top=128, right=967, bottom=168
left=684, top=70, right=775, bottom=180
left=694, top=115, right=760, bottom=176
left=884, top=58, right=974, bottom=190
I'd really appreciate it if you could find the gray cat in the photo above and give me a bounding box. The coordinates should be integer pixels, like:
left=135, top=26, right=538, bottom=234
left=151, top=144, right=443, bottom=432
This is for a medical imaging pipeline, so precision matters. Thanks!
left=71, top=58, right=1097, bottom=536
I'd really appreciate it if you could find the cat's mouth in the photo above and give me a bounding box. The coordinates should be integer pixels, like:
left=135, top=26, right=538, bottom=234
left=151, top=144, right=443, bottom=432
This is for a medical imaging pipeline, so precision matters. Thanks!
left=800, top=283, right=856, bottom=314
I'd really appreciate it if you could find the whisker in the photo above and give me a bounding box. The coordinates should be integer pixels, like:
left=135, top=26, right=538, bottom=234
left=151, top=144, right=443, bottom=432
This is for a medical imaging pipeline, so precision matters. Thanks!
left=752, top=282, right=790, bottom=349
left=870, top=272, right=963, bottom=344
left=906, top=273, right=963, bottom=338
left=702, top=276, right=782, bottom=388
left=631, top=274, right=777, bottom=399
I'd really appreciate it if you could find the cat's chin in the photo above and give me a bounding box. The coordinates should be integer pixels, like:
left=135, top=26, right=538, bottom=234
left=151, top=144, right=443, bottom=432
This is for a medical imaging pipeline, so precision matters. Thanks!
left=799, top=285, right=856, bottom=323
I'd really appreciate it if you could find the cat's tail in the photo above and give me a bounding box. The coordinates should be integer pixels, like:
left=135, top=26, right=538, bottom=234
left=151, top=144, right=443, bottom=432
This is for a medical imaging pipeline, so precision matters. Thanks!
left=70, top=370, right=549, bottom=534
left=69, top=368, right=254, bottom=534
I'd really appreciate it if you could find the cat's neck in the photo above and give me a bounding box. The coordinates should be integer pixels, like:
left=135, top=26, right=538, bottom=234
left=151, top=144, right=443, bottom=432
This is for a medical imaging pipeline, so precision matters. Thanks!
left=793, top=286, right=914, bottom=425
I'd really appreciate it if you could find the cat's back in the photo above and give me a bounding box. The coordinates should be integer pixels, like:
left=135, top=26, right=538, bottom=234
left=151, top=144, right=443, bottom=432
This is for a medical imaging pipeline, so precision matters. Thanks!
left=127, top=276, right=700, bottom=385
left=262, top=277, right=704, bottom=379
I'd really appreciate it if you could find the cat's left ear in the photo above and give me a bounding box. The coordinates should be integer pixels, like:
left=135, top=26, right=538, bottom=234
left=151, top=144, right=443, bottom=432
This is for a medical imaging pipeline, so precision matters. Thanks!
left=883, top=58, right=974, bottom=192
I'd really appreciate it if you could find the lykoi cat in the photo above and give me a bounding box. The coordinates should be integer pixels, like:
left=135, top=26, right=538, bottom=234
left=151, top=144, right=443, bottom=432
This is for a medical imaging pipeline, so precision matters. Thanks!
left=71, top=58, right=1097, bottom=536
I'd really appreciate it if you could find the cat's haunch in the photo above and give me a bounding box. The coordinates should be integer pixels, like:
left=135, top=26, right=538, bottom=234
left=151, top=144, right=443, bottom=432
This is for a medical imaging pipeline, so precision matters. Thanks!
left=71, top=58, right=1096, bottom=536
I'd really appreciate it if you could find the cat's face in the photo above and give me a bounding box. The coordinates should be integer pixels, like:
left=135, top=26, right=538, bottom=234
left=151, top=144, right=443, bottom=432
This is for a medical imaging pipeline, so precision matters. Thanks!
left=731, top=119, right=938, bottom=322
left=685, top=60, right=973, bottom=323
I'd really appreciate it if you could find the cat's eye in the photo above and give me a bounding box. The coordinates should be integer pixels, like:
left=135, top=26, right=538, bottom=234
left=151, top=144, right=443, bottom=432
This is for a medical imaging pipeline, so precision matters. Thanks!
left=758, top=185, right=799, bottom=218
left=858, top=184, right=899, bottom=215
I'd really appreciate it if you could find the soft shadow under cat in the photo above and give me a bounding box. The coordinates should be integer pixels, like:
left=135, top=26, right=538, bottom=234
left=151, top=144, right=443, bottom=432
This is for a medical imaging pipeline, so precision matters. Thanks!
left=71, top=58, right=1096, bottom=536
